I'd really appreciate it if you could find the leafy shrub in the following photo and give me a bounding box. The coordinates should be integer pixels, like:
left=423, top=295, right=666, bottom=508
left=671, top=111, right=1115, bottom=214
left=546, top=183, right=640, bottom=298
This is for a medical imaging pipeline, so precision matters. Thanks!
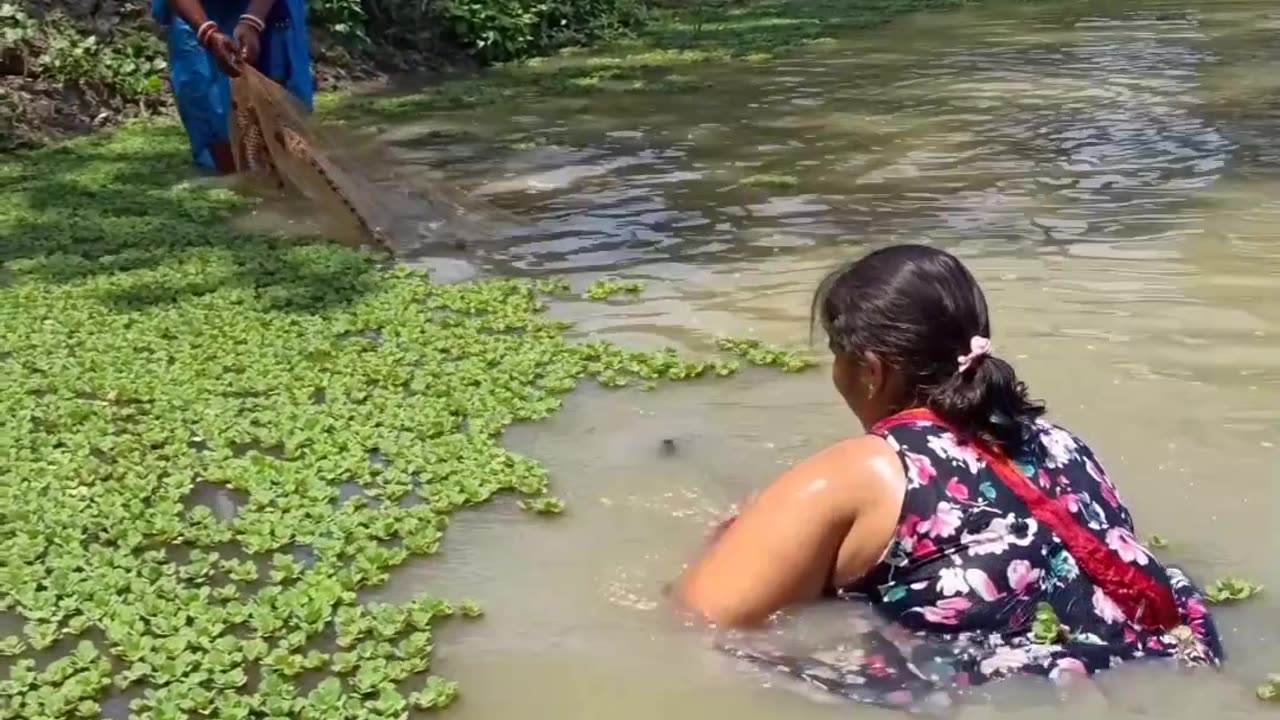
left=41, top=22, right=167, bottom=100
left=439, top=0, right=643, bottom=61
left=315, top=0, right=644, bottom=63
left=311, top=0, right=369, bottom=43
left=2, top=5, right=166, bottom=102
left=0, top=2, right=37, bottom=50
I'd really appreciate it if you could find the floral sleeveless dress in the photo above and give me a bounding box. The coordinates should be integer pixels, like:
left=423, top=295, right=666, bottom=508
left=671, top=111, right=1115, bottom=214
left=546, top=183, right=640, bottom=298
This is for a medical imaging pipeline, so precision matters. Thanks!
left=720, top=418, right=1223, bottom=713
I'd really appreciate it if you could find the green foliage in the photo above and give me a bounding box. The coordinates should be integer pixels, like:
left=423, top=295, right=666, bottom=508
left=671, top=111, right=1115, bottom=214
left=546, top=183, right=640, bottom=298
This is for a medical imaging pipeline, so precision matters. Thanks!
left=42, top=22, right=167, bottom=100
left=519, top=496, right=566, bottom=514
left=408, top=676, right=459, bottom=710
left=1030, top=601, right=1065, bottom=644
left=1148, top=533, right=1169, bottom=549
left=1204, top=576, right=1263, bottom=604
left=312, top=0, right=370, bottom=43
left=1259, top=675, right=1280, bottom=702
left=583, top=277, right=644, bottom=300
left=0, top=120, right=775, bottom=715
left=2, top=7, right=166, bottom=101
left=715, top=338, right=816, bottom=372
left=440, top=0, right=644, bottom=62
left=0, top=2, right=36, bottom=48
left=309, top=0, right=642, bottom=62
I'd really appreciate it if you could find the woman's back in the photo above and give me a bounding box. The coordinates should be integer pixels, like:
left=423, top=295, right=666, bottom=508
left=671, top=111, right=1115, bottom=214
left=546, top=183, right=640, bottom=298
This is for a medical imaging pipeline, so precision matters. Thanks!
left=860, top=417, right=1216, bottom=651
left=719, top=416, right=1223, bottom=712
left=678, top=245, right=1224, bottom=711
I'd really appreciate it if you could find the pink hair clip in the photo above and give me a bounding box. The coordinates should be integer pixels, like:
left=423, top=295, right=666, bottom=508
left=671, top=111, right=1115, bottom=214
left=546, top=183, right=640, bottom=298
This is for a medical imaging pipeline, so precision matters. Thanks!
left=957, top=335, right=992, bottom=373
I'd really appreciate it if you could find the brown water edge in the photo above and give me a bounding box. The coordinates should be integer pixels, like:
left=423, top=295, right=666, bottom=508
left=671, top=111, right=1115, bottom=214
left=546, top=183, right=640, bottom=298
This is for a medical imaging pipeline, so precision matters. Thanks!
left=237, top=0, right=1278, bottom=716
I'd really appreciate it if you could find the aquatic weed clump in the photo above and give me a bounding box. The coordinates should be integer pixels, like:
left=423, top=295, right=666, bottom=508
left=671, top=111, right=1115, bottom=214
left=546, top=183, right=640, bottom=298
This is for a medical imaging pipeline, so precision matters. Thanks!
left=715, top=337, right=816, bottom=372
left=0, top=124, right=798, bottom=718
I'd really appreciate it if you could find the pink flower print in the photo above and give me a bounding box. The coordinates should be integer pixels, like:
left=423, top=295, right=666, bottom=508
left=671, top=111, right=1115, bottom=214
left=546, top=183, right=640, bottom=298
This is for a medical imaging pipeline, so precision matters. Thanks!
left=1085, top=457, right=1122, bottom=507
left=1049, top=657, right=1088, bottom=683
left=866, top=654, right=892, bottom=678
left=945, top=477, right=970, bottom=502
left=978, top=647, right=1032, bottom=676
left=898, top=514, right=923, bottom=539
left=965, top=568, right=1002, bottom=601
left=1006, top=559, right=1042, bottom=594
left=920, top=501, right=963, bottom=539
left=1105, top=527, right=1150, bottom=566
left=1123, top=626, right=1139, bottom=645
left=1098, top=478, right=1120, bottom=509
left=937, top=567, right=969, bottom=596
left=1184, top=597, right=1206, bottom=620
left=912, top=538, right=938, bottom=559
left=903, top=451, right=937, bottom=488
left=1059, top=493, right=1081, bottom=514
left=910, top=597, right=972, bottom=625
left=927, top=432, right=984, bottom=473
left=1092, top=587, right=1127, bottom=624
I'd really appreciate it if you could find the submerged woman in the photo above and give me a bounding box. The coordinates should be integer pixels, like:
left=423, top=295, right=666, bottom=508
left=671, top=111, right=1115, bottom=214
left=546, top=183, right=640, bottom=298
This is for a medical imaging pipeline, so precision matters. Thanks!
left=678, top=245, right=1222, bottom=711
left=153, top=0, right=314, bottom=173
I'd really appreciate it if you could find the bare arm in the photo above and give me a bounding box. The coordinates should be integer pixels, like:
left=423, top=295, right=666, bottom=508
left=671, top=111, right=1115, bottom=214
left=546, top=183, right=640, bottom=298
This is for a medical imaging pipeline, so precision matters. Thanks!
left=243, top=0, right=277, bottom=21
left=675, top=435, right=904, bottom=627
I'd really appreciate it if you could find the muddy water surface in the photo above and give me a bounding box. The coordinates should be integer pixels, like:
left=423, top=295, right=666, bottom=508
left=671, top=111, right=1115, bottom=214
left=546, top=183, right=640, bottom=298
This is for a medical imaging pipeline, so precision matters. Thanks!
left=350, top=1, right=1280, bottom=717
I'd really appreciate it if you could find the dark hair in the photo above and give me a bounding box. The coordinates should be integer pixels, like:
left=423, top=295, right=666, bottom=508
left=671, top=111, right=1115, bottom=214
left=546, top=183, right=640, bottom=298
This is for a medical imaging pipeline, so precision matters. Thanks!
left=812, top=244, right=1045, bottom=454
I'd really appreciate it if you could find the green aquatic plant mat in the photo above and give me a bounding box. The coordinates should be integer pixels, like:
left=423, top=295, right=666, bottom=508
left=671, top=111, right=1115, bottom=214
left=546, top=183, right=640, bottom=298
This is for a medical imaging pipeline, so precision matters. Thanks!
left=715, top=338, right=817, bottom=372
left=0, top=123, right=820, bottom=718
left=1258, top=675, right=1280, bottom=702
left=1204, top=576, right=1263, bottom=604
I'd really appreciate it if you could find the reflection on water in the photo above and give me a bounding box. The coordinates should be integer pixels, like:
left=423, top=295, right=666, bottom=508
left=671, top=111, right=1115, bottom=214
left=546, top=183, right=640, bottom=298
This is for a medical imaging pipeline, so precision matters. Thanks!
left=350, top=0, right=1280, bottom=718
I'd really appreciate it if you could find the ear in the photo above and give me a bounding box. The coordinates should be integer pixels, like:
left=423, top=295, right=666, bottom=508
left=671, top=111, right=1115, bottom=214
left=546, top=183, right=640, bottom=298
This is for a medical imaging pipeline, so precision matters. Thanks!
left=861, top=351, right=886, bottom=398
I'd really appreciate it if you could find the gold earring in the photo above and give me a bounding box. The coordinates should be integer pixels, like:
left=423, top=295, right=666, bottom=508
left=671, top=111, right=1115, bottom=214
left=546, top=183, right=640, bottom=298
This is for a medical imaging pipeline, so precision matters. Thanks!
left=865, top=383, right=875, bottom=399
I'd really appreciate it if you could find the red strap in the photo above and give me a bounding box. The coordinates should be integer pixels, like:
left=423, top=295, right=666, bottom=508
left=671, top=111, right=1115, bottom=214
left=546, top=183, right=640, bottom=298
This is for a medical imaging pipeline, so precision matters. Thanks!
left=873, top=408, right=1180, bottom=632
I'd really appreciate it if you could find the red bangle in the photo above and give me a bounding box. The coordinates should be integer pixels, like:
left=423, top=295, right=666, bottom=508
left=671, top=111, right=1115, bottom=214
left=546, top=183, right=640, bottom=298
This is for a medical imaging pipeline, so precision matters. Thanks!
left=196, top=20, right=218, bottom=46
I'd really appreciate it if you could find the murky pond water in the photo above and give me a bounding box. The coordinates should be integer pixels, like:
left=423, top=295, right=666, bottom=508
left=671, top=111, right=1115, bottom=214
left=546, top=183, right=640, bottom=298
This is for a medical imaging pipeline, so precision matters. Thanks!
left=329, top=0, right=1280, bottom=717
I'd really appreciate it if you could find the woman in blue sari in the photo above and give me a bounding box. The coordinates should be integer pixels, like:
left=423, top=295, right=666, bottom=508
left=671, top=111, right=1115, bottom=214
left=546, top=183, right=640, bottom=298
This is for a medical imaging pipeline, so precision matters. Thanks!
left=153, top=0, right=315, bottom=173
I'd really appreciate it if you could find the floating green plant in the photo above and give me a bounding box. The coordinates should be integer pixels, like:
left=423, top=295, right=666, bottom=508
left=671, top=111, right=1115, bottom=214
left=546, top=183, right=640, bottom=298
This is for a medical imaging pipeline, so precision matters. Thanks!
left=1030, top=601, right=1066, bottom=645
left=583, top=277, right=645, bottom=300
left=739, top=173, right=799, bottom=189
left=519, top=496, right=567, bottom=514
left=0, top=123, right=775, bottom=718
left=1258, top=675, right=1280, bottom=702
left=716, top=337, right=817, bottom=372
left=1204, top=576, right=1264, bottom=604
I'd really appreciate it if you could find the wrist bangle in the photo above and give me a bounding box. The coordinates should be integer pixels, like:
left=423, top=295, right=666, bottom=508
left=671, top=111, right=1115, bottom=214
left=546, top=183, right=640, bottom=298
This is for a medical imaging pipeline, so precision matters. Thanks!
left=238, top=14, right=265, bottom=32
left=196, top=20, right=218, bottom=46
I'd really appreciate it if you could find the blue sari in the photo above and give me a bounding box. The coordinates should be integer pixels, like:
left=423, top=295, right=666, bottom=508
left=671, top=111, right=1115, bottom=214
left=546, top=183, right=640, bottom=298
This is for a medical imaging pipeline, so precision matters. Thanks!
left=152, top=0, right=315, bottom=170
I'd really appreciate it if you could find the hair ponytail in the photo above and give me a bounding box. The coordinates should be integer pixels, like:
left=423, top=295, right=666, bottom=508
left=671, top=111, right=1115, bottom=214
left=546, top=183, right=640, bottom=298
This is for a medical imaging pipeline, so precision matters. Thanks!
left=926, top=354, right=1043, bottom=455
left=814, top=244, right=1045, bottom=455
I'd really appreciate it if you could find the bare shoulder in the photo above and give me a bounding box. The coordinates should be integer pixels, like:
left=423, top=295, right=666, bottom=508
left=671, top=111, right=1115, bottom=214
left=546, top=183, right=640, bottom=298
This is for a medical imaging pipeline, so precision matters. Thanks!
left=771, top=434, right=904, bottom=504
